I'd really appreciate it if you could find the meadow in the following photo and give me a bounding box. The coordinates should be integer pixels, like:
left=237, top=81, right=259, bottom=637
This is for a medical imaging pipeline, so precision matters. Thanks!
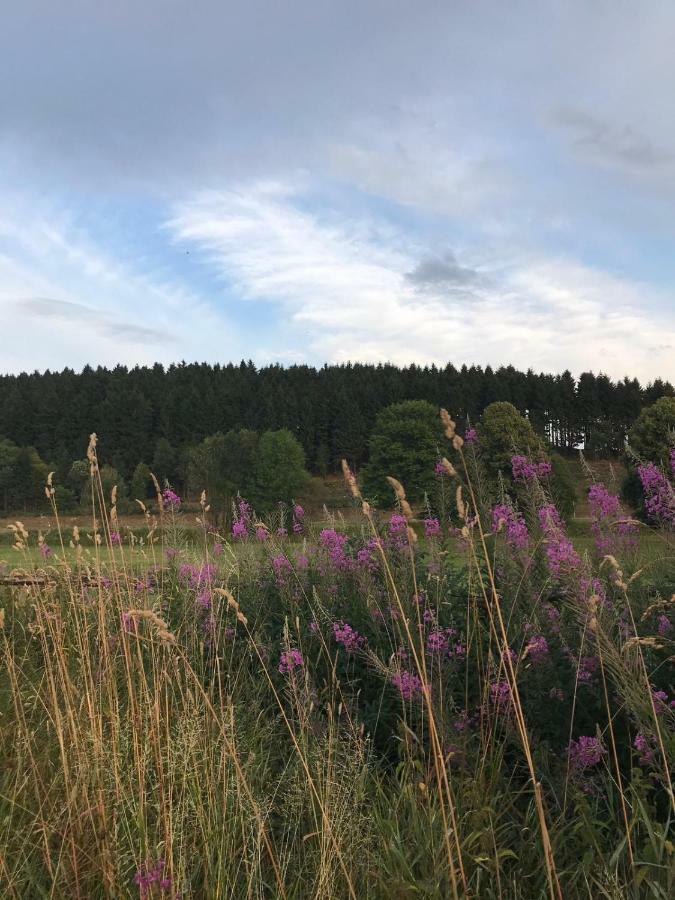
left=0, top=426, right=674, bottom=899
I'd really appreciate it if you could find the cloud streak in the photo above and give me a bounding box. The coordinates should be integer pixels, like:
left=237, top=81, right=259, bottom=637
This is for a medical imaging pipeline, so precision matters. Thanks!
left=168, top=182, right=675, bottom=381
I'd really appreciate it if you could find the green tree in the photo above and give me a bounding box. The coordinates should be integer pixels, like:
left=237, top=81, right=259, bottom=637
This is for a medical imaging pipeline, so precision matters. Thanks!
left=360, top=400, right=443, bottom=506
left=550, top=453, right=577, bottom=519
left=188, top=429, right=259, bottom=521
left=251, top=429, right=309, bottom=511
left=152, top=438, right=177, bottom=486
left=628, top=396, right=675, bottom=465
left=67, top=460, right=91, bottom=508
left=478, top=402, right=547, bottom=482
left=131, top=462, right=153, bottom=502
left=0, top=438, right=20, bottom=513
left=6, top=446, right=48, bottom=512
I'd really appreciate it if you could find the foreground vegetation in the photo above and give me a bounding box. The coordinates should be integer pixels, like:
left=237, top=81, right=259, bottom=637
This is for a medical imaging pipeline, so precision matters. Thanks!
left=1, top=417, right=673, bottom=898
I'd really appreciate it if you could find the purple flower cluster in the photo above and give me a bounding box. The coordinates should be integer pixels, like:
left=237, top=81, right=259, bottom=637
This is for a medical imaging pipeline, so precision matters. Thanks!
left=179, top=563, right=216, bottom=590
left=425, top=628, right=465, bottom=659
left=638, top=463, right=675, bottom=526
left=568, top=735, right=605, bottom=771
left=162, top=489, right=181, bottom=509
left=634, top=732, right=656, bottom=766
left=232, top=520, right=247, bottom=539
left=256, top=526, right=269, bottom=542
left=489, top=680, right=511, bottom=708
left=320, top=529, right=351, bottom=569
left=278, top=648, right=304, bottom=674
left=134, top=858, right=173, bottom=896
left=538, top=504, right=581, bottom=578
left=292, top=504, right=304, bottom=534
left=388, top=513, right=409, bottom=549
left=492, top=504, right=529, bottom=550
left=391, top=670, right=425, bottom=701
left=525, top=635, right=549, bottom=663
left=652, top=687, right=675, bottom=714
left=423, top=517, right=441, bottom=538
left=464, top=427, right=478, bottom=445
left=39, top=543, right=53, bottom=559
left=435, top=460, right=448, bottom=476
left=332, top=621, right=366, bottom=653
left=588, top=483, right=638, bottom=554
left=511, top=455, right=552, bottom=481
left=657, top=614, right=672, bottom=636
left=272, top=554, right=293, bottom=585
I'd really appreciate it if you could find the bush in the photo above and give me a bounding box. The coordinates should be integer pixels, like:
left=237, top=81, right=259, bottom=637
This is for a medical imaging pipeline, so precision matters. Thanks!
left=361, top=400, right=443, bottom=506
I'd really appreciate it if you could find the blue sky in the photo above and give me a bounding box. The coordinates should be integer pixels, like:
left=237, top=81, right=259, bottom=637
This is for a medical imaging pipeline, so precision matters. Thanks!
left=1, top=0, right=674, bottom=381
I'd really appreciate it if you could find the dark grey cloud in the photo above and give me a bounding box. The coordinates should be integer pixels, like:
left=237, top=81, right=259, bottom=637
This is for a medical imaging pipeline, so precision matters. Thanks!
left=553, top=107, right=675, bottom=174
left=405, top=251, right=482, bottom=291
left=15, top=297, right=173, bottom=344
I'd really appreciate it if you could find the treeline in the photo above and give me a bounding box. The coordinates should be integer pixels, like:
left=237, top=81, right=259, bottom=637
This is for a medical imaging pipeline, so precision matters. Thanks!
left=0, top=361, right=672, bottom=511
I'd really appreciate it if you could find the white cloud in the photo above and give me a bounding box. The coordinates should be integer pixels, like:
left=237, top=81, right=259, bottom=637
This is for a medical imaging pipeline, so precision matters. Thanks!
left=0, top=192, right=232, bottom=372
left=168, top=182, right=675, bottom=382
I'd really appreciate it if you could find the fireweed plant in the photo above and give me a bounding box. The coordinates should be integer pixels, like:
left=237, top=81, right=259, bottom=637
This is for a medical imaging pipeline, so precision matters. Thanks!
left=0, top=427, right=673, bottom=898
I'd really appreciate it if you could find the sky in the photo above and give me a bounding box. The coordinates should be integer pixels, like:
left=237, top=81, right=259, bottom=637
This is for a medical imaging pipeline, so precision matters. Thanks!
left=1, top=0, right=674, bottom=382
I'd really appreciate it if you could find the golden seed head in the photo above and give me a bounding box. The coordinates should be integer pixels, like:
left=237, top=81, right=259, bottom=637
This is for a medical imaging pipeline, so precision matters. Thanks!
left=440, top=408, right=456, bottom=437
left=440, top=457, right=457, bottom=477
left=385, top=475, right=406, bottom=499
left=341, top=459, right=362, bottom=499
left=452, top=434, right=464, bottom=451
left=456, top=485, right=466, bottom=520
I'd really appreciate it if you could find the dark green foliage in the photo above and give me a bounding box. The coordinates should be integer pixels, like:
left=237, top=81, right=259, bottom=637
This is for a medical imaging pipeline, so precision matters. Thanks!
left=250, top=429, right=309, bottom=511
left=130, top=462, right=153, bottom=502
left=360, top=400, right=443, bottom=505
left=188, top=430, right=259, bottom=522
left=478, top=402, right=546, bottom=482
left=628, top=395, right=675, bottom=464
left=549, top=453, right=577, bottom=519
left=152, top=438, right=178, bottom=486
left=188, top=428, right=308, bottom=518
left=0, top=363, right=668, bottom=492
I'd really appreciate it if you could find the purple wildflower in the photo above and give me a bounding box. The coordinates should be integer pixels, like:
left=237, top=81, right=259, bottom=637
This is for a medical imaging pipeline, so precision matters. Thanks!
left=162, top=488, right=181, bottom=509
left=293, top=504, right=305, bottom=520
left=232, top=520, right=247, bottom=540
left=256, top=526, right=269, bottom=542
left=333, top=621, right=366, bottom=653
left=657, top=614, right=672, bottom=636
left=391, top=670, right=425, bottom=701
left=511, top=455, right=552, bottom=481
left=39, top=543, right=53, bottom=559
left=525, top=635, right=549, bottom=663
left=538, top=504, right=581, bottom=577
left=278, top=649, right=304, bottom=674
left=638, top=463, right=675, bottom=526
left=424, top=517, right=441, bottom=538
left=568, top=735, right=605, bottom=771
left=492, top=504, right=529, bottom=550
left=464, top=427, right=478, bottom=445
left=634, top=732, right=656, bottom=766
left=272, top=555, right=293, bottom=584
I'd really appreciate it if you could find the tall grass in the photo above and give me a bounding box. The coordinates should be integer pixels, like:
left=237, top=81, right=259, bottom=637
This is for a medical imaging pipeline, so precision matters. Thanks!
left=0, top=429, right=673, bottom=898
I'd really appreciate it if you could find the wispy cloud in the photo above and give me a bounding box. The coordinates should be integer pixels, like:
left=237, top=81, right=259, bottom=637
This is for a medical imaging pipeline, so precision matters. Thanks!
left=167, top=182, right=675, bottom=381
left=14, top=297, right=173, bottom=344
left=553, top=107, right=675, bottom=176
left=0, top=191, right=233, bottom=372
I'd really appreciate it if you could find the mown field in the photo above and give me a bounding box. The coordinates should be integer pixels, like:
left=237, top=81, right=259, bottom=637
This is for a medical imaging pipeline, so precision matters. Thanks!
left=1, top=436, right=673, bottom=899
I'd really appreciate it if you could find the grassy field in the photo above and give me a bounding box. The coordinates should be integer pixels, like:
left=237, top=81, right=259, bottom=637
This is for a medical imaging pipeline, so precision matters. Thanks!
left=1, top=452, right=673, bottom=898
